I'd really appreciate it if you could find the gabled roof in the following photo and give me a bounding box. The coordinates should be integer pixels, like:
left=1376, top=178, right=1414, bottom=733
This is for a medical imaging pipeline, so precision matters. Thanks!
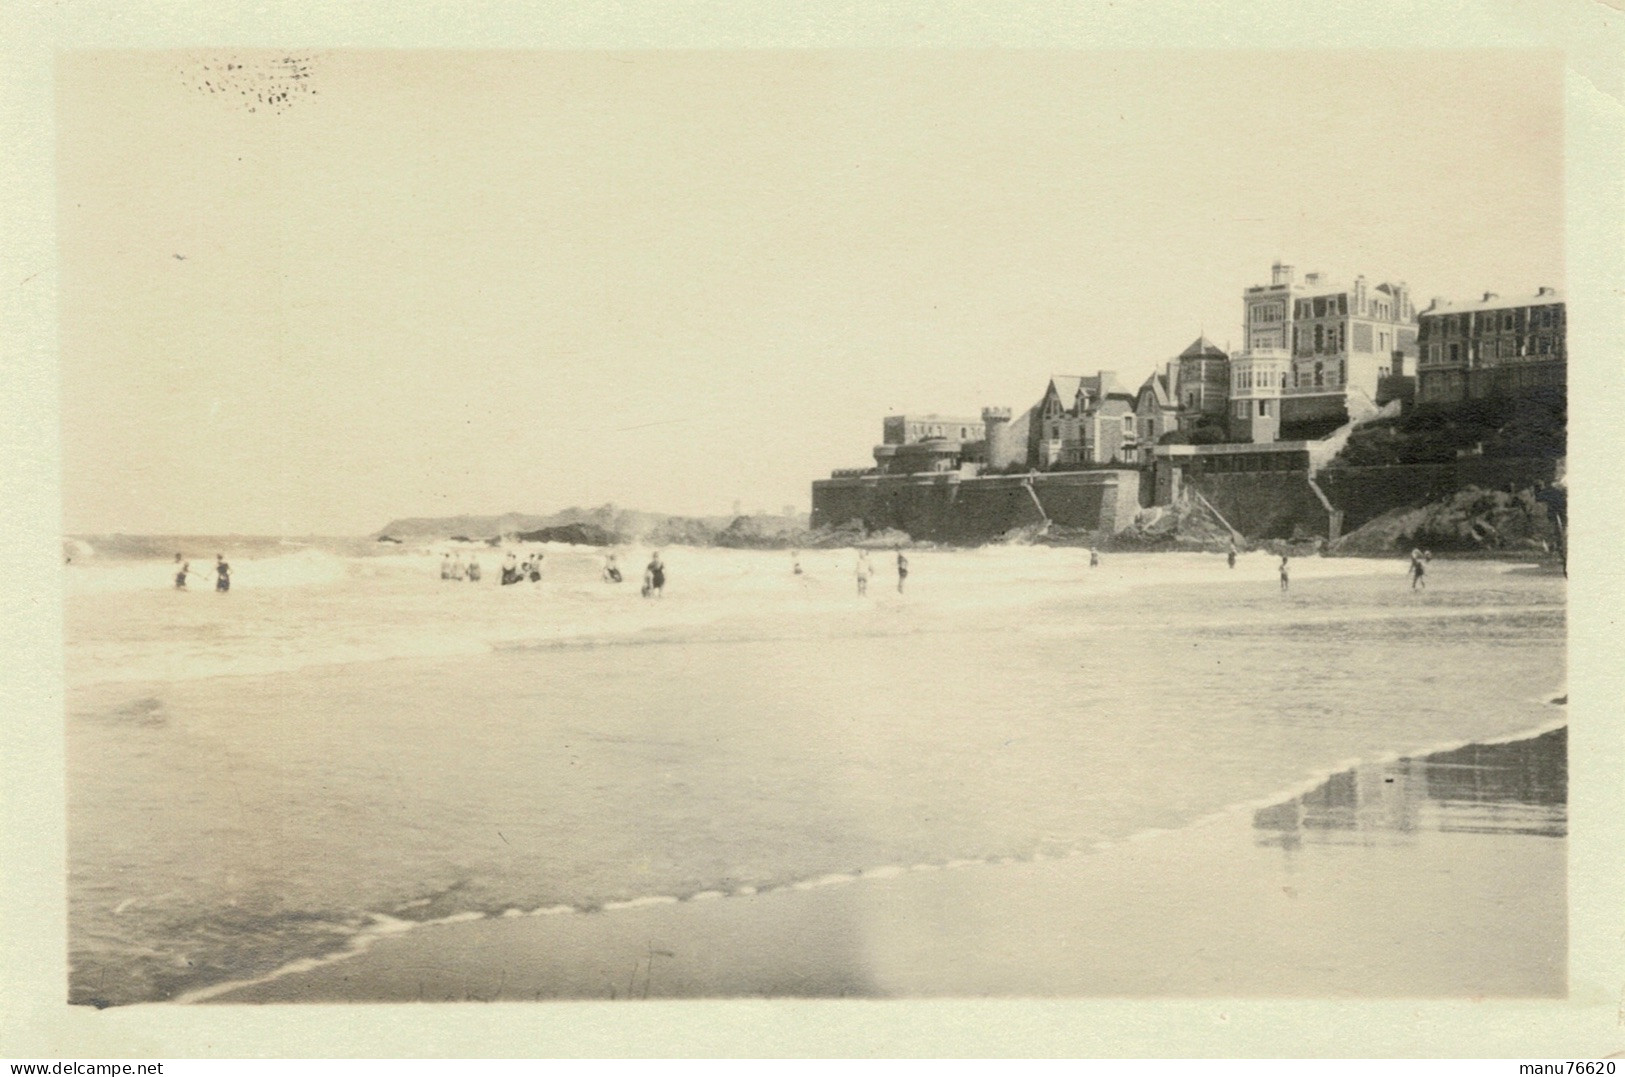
left=1137, top=371, right=1175, bottom=409
left=1178, top=336, right=1227, bottom=361
left=1046, top=376, right=1083, bottom=404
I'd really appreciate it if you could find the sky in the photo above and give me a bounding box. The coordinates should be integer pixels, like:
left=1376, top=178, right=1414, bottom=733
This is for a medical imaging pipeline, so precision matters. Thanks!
left=57, top=49, right=1564, bottom=535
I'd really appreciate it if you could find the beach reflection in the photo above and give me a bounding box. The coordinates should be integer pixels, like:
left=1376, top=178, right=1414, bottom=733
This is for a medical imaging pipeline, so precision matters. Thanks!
left=1254, top=726, right=1566, bottom=847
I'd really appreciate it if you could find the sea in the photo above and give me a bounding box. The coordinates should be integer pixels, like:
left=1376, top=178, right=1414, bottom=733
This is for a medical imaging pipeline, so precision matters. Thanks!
left=62, top=537, right=1567, bottom=1006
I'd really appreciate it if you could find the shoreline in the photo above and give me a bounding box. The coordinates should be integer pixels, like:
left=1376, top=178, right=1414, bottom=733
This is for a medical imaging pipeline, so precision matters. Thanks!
left=190, top=721, right=1568, bottom=1005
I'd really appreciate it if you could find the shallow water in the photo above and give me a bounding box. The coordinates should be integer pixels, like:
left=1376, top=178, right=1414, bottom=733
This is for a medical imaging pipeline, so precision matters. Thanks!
left=63, top=544, right=1565, bottom=1005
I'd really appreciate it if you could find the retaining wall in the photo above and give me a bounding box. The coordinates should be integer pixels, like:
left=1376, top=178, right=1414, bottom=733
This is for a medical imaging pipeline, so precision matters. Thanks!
left=810, top=471, right=1141, bottom=542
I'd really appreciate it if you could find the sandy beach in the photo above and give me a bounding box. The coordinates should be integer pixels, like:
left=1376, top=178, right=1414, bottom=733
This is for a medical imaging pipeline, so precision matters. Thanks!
left=206, top=729, right=1566, bottom=1003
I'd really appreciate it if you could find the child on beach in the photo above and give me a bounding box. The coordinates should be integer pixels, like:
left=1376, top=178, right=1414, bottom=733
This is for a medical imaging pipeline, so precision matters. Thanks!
left=1227, top=541, right=1237, bottom=569
left=1278, top=553, right=1290, bottom=592
left=895, top=549, right=908, bottom=593
left=174, top=553, right=190, bottom=590
left=856, top=550, right=871, bottom=595
left=646, top=553, right=665, bottom=598
left=466, top=555, right=481, bottom=583
left=1409, top=549, right=1427, bottom=590
left=1089, top=547, right=1100, bottom=568
left=603, top=553, right=622, bottom=583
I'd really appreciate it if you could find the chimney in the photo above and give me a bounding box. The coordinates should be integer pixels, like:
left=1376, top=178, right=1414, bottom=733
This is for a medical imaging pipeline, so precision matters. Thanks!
left=1537, top=286, right=1555, bottom=296
left=1272, top=262, right=1295, bottom=286
left=1482, top=292, right=1498, bottom=302
left=1305, top=272, right=1322, bottom=287
left=1390, top=351, right=1405, bottom=378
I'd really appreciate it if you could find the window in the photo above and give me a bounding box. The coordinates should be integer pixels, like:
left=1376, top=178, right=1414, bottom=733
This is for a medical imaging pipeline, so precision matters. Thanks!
left=1314, top=325, right=1324, bottom=352
left=1123, top=415, right=1133, bottom=432
left=1339, top=359, right=1346, bottom=384
left=1503, top=313, right=1514, bottom=331
left=1257, top=400, right=1267, bottom=417
left=1314, top=362, right=1324, bottom=388
left=1235, top=401, right=1247, bottom=419
left=1449, top=343, right=1460, bottom=364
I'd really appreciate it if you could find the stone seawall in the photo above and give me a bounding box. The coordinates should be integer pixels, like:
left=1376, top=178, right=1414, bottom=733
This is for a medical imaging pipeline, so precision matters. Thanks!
left=1186, top=472, right=1334, bottom=541
left=1316, top=458, right=1561, bottom=532
left=1188, top=456, right=1562, bottom=540
left=810, top=471, right=1141, bottom=543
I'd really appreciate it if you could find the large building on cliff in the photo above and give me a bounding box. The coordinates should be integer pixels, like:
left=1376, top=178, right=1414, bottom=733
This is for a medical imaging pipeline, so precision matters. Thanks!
left=1414, top=288, right=1565, bottom=407
left=1242, top=263, right=1418, bottom=440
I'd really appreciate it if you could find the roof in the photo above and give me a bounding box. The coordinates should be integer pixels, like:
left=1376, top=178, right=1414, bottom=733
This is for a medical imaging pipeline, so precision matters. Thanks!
left=1046, top=376, right=1083, bottom=403
left=1421, top=289, right=1564, bottom=316
left=1137, top=372, right=1175, bottom=409
left=1178, top=336, right=1227, bottom=360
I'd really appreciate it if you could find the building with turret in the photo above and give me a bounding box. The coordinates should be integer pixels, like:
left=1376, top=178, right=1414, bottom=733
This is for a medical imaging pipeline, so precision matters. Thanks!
left=1240, top=263, right=1417, bottom=440
left=1174, top=336, right=1230, bottom=432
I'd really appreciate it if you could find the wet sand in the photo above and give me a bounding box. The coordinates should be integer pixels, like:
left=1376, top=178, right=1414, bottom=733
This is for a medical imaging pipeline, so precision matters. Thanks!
left=206, top=729, right=1566, bottom=1002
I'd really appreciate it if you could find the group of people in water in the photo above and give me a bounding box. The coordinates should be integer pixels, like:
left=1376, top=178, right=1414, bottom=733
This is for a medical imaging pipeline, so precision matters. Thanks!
left=440, top=551, right=485, bottom=582
left=420, top=539, right=1441, bottom=600
left=437, top=548, right=667, bottom=597
left=173, top=553, right=230, bottom=592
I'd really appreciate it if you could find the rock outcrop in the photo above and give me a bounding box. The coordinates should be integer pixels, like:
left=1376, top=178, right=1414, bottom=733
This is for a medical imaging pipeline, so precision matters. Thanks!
left=1327, top=485, right=1560, bottom=557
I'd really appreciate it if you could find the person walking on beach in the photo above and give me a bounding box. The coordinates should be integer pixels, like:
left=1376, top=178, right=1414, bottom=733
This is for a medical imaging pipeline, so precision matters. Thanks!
left=856, top=550, right=872, bottom=596
left=214, top=555, right=231, bottom=593
left=1278, top=553, right=1290, bottom=592
left=173, top=553, right=191, bottom=590
left=1227, top=540, right=1238, bottom=569
left=646, top=552, right=665, bottom=598
left=1409, top=548, right=1426, bottom=591
left=895, top=549, right=909, bottom=594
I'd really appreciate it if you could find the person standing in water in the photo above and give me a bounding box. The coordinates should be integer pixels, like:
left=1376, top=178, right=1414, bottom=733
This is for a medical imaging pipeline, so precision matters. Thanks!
left=1278, top=553, right=1290, bottom=592
left=895, top=549, right=908, bottom=594
left=646, top=552, right=666, bottom=598
left=215, top=555, right=231, bottom=593
left=856, top=550, right=871, bottom=595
